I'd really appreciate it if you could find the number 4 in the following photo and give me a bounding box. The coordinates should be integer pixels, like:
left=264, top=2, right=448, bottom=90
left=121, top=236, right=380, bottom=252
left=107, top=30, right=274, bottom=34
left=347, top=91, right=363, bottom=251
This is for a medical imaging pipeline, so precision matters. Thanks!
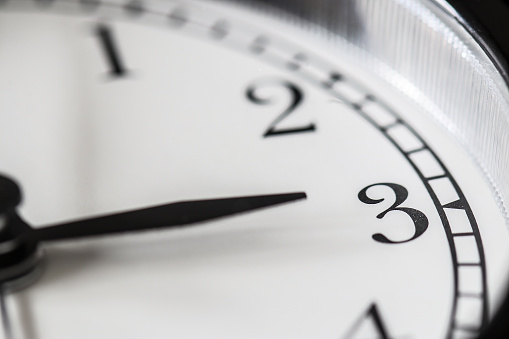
left=343, top=303, right=393, bottom=339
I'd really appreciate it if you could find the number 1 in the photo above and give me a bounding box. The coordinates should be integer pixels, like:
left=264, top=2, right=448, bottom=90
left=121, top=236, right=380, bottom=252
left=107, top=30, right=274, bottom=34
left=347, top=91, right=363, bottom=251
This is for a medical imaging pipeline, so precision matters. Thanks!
left=95, top=23, right=129, bottom=77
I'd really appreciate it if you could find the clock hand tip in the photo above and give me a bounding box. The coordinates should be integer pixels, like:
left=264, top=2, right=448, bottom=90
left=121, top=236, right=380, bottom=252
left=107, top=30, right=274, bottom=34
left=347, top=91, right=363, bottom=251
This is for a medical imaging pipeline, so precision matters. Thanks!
left=285, top=192, right=307, bottom=200
left=264, top=191, right=306, bottom=204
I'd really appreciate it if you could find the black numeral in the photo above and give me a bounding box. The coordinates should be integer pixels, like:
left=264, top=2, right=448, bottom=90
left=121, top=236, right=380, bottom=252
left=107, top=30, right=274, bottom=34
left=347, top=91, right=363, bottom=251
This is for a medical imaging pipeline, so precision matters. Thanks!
left=358, top=183, right=429, bottom=244
left=246, top=79, right=316, bottom=137
left=344, top=303, right=392, bottom=339
left=95, top=23, right=128, bottom=77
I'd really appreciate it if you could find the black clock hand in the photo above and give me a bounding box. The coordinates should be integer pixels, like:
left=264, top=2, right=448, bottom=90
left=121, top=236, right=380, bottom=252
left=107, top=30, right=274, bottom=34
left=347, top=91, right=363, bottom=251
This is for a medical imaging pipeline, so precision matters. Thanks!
left=0, top=175, right=306, bottom=242
left=30, top=192, right=306, bottom=242
left=0, top=175, right=307, bottom=284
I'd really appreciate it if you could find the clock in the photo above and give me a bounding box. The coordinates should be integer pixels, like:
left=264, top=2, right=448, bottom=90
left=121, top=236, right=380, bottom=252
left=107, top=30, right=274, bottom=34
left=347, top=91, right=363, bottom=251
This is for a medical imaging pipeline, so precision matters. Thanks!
left=0, top=0, right=507, bottom=338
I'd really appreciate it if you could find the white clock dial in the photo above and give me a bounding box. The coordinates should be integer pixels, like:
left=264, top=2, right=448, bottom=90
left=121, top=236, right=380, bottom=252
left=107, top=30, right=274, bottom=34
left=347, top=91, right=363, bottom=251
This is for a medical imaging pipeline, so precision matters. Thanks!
left=0, top=1, right=507, bottom=339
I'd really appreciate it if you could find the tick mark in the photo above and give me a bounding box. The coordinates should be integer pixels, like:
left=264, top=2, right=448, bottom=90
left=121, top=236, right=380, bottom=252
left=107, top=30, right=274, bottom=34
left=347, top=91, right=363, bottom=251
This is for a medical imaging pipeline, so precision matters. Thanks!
left=168, top=8, right=188, bottom=28
left=35, top=0, right=54, bottom=6
left=210, top=20, right=229, bottom=39
left=287, top=53, right=307, bottom=71
left=322, top=72, right=342, bottom=89
left=250, top=36, right=269, bottom=54
left=124, top=0, right=144, bottom=16
left=80, top=0, right=100, bottom=10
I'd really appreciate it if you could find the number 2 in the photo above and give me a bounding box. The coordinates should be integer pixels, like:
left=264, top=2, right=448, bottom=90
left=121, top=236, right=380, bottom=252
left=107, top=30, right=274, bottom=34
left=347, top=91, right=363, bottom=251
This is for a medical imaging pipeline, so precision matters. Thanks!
left=246, top=78, right=316, bottom=137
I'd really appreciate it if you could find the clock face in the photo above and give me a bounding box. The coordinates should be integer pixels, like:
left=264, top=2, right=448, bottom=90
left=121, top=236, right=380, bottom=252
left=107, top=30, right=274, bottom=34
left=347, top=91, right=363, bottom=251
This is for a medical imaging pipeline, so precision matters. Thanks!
left=0, top=1, right=508, bottom=338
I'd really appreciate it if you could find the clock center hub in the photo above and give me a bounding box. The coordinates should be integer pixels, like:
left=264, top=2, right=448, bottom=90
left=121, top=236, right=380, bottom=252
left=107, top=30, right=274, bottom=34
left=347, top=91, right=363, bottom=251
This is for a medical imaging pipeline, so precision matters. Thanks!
left=0, top=175, right=41, bottom=289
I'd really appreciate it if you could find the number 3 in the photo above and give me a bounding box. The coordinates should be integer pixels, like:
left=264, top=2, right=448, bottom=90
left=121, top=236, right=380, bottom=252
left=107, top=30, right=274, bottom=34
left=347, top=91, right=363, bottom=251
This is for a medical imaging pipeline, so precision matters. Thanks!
left=358, top=183, right=429, bottom=244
